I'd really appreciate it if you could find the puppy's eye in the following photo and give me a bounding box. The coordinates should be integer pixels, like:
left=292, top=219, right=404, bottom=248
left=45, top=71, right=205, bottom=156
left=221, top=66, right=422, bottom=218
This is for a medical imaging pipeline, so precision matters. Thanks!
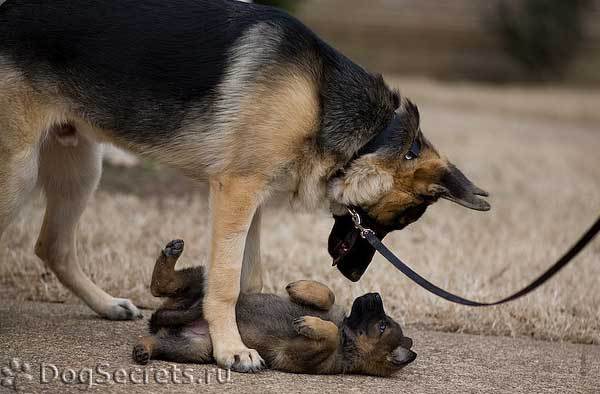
left=379, top=321, right=387, bottom=334
left=405, top=139, right=421, bottom=160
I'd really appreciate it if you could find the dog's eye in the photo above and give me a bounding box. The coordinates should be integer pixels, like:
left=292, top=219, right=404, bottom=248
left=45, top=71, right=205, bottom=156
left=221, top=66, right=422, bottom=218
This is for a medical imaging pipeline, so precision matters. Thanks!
left=405, top=139, right=421, bottom=160
left=379, top=321, right=387, bottom=334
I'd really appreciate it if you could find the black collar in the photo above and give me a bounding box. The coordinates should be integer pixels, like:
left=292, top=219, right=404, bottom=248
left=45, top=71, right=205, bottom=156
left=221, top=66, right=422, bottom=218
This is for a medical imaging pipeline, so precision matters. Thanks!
left=356, top=113, right=403, bottom=156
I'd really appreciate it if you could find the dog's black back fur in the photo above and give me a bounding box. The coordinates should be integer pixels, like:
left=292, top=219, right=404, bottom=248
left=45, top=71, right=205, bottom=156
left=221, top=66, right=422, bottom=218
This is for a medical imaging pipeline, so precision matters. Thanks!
left=0, top=0, right=397, bottom=157
left=0, top=0, right=314, bottom=139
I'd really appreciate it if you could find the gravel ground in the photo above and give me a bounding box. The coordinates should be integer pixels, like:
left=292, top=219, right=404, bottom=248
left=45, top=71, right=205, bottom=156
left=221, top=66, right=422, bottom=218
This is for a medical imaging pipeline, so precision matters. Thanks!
left=0, top=300, right=598, bottom=393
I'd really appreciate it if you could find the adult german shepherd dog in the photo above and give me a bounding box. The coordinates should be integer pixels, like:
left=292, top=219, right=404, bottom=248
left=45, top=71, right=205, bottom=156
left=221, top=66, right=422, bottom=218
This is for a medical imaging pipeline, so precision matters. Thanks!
left=0, top=0, right=489, bottom=371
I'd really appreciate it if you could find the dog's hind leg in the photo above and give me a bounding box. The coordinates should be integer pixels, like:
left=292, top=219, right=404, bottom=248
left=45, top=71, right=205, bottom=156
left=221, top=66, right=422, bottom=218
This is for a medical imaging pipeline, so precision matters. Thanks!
left=0, top=146, right=39, bottom=240
left=0, top=69, right=40, bottom=239
left=35, top=130, right=142, bottom=320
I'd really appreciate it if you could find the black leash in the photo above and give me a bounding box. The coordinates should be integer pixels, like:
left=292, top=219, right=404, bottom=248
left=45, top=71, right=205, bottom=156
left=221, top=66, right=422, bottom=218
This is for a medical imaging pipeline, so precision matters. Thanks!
left=348, top=208, right=600, bottom=306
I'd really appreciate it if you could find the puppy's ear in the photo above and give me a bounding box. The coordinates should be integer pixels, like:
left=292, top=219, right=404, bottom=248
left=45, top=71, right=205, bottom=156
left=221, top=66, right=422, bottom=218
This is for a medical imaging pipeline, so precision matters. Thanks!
left=328, top=155, right=393, bottom=207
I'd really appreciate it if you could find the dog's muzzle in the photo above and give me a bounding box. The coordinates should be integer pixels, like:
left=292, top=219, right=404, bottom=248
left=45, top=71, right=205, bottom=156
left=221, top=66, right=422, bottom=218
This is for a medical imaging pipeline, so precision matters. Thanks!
left=328, top=205, right=428, bottom=281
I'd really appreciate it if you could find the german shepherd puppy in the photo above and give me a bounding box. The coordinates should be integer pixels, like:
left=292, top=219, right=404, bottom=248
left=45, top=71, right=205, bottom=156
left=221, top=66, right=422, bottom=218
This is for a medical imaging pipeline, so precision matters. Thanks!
left=133, top=240, right=416, bottom=376
left=0, top=0, right=488, bottom=372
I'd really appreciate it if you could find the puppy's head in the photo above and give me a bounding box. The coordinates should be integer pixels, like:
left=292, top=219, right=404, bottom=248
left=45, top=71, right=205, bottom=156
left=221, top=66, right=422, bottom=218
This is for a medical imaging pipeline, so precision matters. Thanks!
left=328, top=98, right=489, bottom=280
left=342, top=293, right=416, bottom=376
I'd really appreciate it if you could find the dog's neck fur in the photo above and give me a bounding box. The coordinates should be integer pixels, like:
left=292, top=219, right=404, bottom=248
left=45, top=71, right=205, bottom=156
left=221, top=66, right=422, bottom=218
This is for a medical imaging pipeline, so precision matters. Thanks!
left=316, top=45, right=397, bottom=160
left=288, top=46, right=397, bottom=213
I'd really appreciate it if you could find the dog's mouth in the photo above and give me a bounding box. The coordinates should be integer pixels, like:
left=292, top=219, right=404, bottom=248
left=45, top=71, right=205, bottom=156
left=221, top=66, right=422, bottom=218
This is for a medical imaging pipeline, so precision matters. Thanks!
left=328, top=164, right=491, bottom=281
left=328, top=205, right=428, bottom=281
left=328, top=213, right=387, bottom=282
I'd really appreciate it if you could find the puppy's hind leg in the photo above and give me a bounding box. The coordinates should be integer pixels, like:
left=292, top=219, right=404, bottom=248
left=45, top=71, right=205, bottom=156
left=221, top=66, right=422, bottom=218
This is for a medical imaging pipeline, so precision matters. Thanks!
left=134, top=329, right=213, bottom=365
left=35, top=131, right=142, bottom=320
left=132, top=336, right=158, bottom=365
left=286, top=280, right=335, bottom=311
left=151, top=239, right=206, bottom=300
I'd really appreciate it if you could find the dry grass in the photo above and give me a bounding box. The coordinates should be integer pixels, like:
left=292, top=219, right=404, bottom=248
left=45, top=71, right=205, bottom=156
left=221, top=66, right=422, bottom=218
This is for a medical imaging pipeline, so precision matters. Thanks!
left=1, top=78, right=599, bottom=344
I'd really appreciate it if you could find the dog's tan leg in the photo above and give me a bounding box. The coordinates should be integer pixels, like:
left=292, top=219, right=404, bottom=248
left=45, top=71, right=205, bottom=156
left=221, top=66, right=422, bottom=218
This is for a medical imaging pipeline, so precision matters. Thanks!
left=35, top=134, right=142, bottom=320
left=204, top=175, right=266, bottom=372
left=0, top=70, right=41, bottom=239
left=286, top=280, right=335, bottom=310
left=240, top=207, right=262, bottom=294
left=0, top=146, right=39, bottom=239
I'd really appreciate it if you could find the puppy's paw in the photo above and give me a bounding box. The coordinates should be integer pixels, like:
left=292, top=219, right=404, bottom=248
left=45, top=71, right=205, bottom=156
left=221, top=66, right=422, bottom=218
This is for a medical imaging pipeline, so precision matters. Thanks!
left=293, top=316, right=339, bottom=341
left=132, top=343, right=151, bottom=365
left=293, top=316, right=323, bottom=339
left=213, top=346, right=265, bottom=373
left=163, top=239, right=184, bottom=257
left=286, top=280, right=335, bottom=310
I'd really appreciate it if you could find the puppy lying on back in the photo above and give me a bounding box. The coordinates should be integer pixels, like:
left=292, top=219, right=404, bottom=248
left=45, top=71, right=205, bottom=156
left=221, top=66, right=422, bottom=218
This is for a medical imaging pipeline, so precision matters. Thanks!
left=133, top=240, right=416, bottom=376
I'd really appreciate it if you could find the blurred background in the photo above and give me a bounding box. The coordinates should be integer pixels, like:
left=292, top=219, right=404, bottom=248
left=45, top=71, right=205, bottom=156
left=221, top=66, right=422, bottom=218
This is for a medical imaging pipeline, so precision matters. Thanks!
left=261, top=0, right=600, bottom=84
left=3, top=0, right=600, bottom=345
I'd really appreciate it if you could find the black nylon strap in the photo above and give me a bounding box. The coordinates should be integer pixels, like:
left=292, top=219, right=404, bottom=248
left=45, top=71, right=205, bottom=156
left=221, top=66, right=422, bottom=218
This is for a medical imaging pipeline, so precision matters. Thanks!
left=363, top=216, right=600, bottom=306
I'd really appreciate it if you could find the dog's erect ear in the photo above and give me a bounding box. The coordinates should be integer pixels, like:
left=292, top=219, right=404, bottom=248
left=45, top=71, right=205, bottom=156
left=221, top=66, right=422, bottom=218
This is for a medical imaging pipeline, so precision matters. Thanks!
left=429, top=163, right=490, bottom=211
left=328, top=156, right=394, bottom=207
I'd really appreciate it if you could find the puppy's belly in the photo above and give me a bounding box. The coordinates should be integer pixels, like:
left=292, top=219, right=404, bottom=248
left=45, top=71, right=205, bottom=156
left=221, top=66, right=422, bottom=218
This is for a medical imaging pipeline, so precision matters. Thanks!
left=182, top=319, right=210, bottom=338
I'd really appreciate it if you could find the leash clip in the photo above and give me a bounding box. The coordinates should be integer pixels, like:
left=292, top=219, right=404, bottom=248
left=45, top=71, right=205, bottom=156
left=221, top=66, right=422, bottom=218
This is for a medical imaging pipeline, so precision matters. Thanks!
left=347, top=207, right=375, bottom=239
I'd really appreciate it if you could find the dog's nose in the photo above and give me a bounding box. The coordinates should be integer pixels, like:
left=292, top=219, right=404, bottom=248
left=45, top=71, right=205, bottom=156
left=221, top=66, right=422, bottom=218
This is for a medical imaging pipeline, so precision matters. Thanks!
left=401, top=336, right=413, bottom=349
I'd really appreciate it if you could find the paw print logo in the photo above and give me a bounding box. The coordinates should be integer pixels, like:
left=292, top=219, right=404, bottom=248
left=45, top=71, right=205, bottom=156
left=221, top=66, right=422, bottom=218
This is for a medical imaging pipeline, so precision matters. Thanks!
left=0, top=358, right=33, bottom=391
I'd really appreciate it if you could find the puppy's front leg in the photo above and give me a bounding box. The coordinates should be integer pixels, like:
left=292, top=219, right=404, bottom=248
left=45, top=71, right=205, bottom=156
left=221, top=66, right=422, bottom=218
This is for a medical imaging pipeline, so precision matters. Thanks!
left=293, top=316, right=339, bottom=346
left=204, top=175, right=266, bottom=372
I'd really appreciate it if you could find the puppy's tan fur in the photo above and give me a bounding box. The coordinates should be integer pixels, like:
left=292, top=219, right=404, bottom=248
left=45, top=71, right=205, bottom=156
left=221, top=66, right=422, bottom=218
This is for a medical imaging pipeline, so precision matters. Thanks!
left=133, top=241, right=416, bottom=376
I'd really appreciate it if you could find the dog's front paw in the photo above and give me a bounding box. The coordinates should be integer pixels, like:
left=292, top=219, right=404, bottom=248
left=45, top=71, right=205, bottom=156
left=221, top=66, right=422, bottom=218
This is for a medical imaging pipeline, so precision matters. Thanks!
left=163, top=239, right=184, bottom=257
left=213, top=345, right=265, bottom=373
left=101, top=298, right=143, bottom=320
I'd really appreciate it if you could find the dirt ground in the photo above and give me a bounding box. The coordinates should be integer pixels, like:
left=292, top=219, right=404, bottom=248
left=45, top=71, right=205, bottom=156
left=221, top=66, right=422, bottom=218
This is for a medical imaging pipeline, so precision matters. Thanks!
left=1, top=78, right=599, bottom=344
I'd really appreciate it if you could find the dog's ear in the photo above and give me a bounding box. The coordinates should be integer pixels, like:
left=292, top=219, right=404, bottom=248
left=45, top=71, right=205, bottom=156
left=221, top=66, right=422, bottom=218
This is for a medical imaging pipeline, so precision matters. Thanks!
left=429, top=163, right=490, bottom=211
left=328, top=156, right=393, bottom=207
